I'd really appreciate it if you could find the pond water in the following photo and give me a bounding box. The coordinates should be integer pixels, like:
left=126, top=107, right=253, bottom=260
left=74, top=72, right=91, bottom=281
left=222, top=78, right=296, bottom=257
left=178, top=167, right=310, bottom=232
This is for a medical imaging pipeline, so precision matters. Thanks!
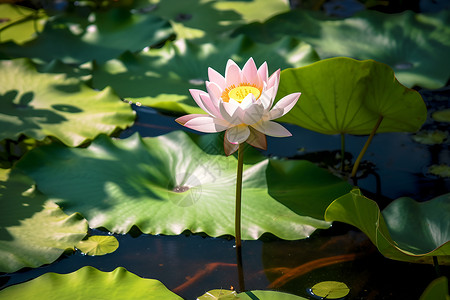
left=1, top=87, right=449, bottom=299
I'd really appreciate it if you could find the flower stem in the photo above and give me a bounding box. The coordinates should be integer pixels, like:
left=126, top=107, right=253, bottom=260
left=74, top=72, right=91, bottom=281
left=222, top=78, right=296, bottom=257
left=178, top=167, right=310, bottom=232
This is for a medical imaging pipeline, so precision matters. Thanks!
left=235, top=143, right=244, bottom=249
left=351, top=115, right=384, bottom=178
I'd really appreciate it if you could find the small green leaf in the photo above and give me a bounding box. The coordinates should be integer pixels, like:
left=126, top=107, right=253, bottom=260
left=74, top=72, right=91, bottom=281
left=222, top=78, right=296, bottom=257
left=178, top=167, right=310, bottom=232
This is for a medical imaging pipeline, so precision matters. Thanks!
left=0, top=266, right=183, bottom=299
left=75, top=235, right=119, bottom=256
left=432, top=109, right=450, bottom=123
left=276, top=57, right=427, bottom=135
left=429, top=164, right=450, bottom=178
left=412, top=131, right=448, bottom=145
left=197, top=289, right=239, bottom=299
left=309, top=281, right=350, bottom=299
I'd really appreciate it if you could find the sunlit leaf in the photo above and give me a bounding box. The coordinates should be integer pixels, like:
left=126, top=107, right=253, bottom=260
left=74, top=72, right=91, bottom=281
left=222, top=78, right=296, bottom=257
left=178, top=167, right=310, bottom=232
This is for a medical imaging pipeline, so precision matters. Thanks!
left=0, top=58, right=135, bottom=146
left=75, top=235, right=119, bottom=256
left=0, top=266, right=182, bottom=299
left=309, top=281, right=350, bottom=299
left=234, top=9, right=450, bottom=89
left=276, top=57, right=427, bottom=135
left=16, top=131, right=352, bottom=240
left=325, top=189, right=450, bottom=264
left=0, top=8, right=173, bottom=64
left=0, top=169, right=87, bottom=273
left=0, top=4, right=47, bottom=44
left=92, top=36, right=319, bottom=114
left=139, top=0, right=289, bottom=40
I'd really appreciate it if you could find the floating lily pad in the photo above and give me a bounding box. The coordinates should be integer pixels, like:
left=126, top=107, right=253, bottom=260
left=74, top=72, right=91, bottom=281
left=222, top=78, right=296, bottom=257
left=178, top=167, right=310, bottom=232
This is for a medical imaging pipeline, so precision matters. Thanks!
left=234, top=9, right=450, bottom=89
left=0, top=8, right=173, bottom=64
left=308, top=281, right=350, bottom=299
left=325, top=189, right=450, bottom=264
left=0, top=4, right=47, bottom=44
left=276, top=57, right=427, bottom=135
left=198, top=290, right=308, bottom=300
left=429, top=164, right=450, bottom=178
left=0, top=58, right=135, bottom=146
left=15, top=131, right=352, bottom=240
left=412, top=130, right=448, bottom=145
left=138, top=0, right=289, bottom=40
left=92, top=36, right=319, bottom=114
left=0, top=266, right=182, bottom=299
left=75, top=235, right=119, bottom=256
left=0, top=169, right=88, bottom=273
left=432, top=109, right=450, bottom=123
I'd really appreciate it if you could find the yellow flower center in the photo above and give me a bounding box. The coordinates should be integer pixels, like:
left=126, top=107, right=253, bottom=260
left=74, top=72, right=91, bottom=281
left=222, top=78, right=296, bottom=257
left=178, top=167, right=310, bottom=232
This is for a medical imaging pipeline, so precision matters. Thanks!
left=222, top=84, right=262, bottom=103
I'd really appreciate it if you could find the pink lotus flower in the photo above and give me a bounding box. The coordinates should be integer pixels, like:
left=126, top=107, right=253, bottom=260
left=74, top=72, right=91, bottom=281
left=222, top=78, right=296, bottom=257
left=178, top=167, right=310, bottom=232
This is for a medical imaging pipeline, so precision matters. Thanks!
left=176, top=58, right=301, bottom=155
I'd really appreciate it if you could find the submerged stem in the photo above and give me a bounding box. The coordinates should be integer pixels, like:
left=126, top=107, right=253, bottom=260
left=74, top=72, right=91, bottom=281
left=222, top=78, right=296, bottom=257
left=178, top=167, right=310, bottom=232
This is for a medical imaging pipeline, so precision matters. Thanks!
left=433, top=256, right=441, bottom=277
left=351, top=115, right=384, bottom=178
left=235, top=143, right=244, bottom=248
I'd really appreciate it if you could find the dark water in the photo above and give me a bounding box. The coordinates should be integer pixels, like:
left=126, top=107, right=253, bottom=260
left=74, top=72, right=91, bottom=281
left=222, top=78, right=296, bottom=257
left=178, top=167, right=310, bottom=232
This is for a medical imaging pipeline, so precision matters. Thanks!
left=1, top=87, right=449, bottom=299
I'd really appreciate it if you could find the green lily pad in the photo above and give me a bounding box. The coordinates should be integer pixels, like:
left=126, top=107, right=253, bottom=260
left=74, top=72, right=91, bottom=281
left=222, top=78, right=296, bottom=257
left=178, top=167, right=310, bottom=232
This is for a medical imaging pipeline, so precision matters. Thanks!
left=0, top=4, right=47, bottom=44
left=197, top=289, right=239, bottom=299
left=15, top=131, right=351, bottom=240
left=138, top=0, right=289, bottom=40
left=429, top=164, right=450, bottom=178
left=324, top=189, right=450, bottom=264
left=432, top=109, right=450, bottom=123
left=412, top=130, right=448, bottom=145
left=92, top=36, right=319, bottom=114
left=198, top=290, right=308, bottom=299
left=276, top=57, right=427, bottom=135
left=0, top=58, right=135, bottom=147
left=0, top=169, right=88, bottom=273
left=420, top=277, right=450, bottom=300
left=0, top=8, right=173, bottom=64
left=75, top=235, right=119, bottom=256
left=234, top=9, right=450, bottom=89
left=0, top=266, right=182, bottom=299
left=309, top=281, right=350, bottom=299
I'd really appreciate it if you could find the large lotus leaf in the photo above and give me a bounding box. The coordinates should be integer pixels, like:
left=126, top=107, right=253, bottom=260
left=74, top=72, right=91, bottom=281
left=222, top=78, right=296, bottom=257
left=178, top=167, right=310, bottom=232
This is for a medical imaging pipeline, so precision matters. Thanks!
left=233, top=9, right=450, bottom=89
left=198, top=289, right=308, bottom=299
left=0, top=169, right=88, bottom=273
left=92, top=36, right=319, bottom=114
left=14, top=131, right=351, bottom=240
left=0, top=8, right=173, bottom=64
left=138, top=0, right=289, bottom=40
left=276, top=57, right=427, bottom=135
left=0, top=266, right=182, bottom=299
left=0, top=58, right=135, bottom=146
left=0, top=4, right=47, bottom=44
left=324, top=189, right=450, bottom=264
